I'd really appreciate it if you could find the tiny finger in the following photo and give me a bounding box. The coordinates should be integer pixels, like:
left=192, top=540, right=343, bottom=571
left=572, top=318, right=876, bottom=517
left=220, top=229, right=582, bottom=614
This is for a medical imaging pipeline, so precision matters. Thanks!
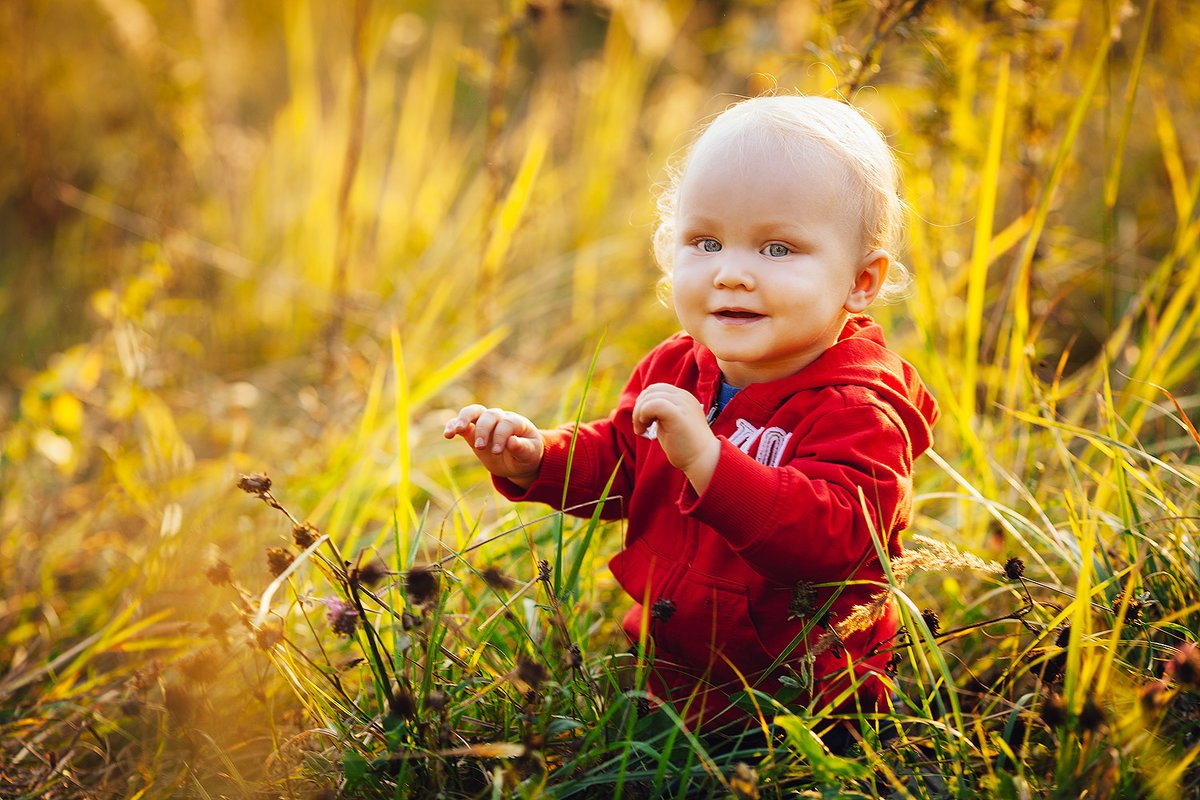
left=472, top=409, right=502, bottom=449
left=490, top=417, right=517, bottom=453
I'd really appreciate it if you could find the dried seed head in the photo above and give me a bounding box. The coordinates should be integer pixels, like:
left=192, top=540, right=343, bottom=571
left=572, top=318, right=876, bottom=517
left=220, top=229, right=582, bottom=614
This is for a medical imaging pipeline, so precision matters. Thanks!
left=1166, top=641, right=1200, bottom=687
left=206, top=560, right=233, bottom=586
left=1054, top=624, right=1072, bottom=648
left=179, top=650, right=220, bottom=684
left=1112, top=590, right=1147, bottom=623
left=903, top=535, right=1005, bottom=578
left=163, top=685, right=194, bottom=724
left=1078, top=694, right=1105, bottom=733
left=323, top=597, right=360, bottom=637
left=266, top=547, right=295, bottom=577
left=565, top=643, right=584, bottom=670
left=729, top=762, right=760, bottom=800
left=237, top=472, right=272, bottom=495
left=389, top=687, right=417, bottom=719
left=1127, top=597, right=1146, bottom=622
left=811, top=627, right=844, bottom=660
left=292, top=522, right=319, bottom=549
left=254, top=625, right=283, bottom=651
left=482, top=566, right=516, bottom=592
left=921, top=608, right=940, bottom=636
left=1140, top=679, right=1170, bottom=715
left=426, top=689, right=449, bottom=713
left=1041, top=651, right=1067, bottom=684
left=886, top=652, right=902, bottom=676
left=351, top=559, right=387, bottom=588
left=833, top=594, right=888, bottom=638
left=129, top=662, right=162, bottom=693
left=1004, top=557, right=1025, bottom=580
left=651, top=598, right=676, bottom=622
left=788, top=581, right=817, bottom=619
left=404, top=566, right=439, bottom=608
left=537, top=559, right=552, bottom=583
left=206, top=612, right=232, bottom=638
left=516, top=656, right=549, bottom=691
left=1040, top=692, right=1068, bottom=728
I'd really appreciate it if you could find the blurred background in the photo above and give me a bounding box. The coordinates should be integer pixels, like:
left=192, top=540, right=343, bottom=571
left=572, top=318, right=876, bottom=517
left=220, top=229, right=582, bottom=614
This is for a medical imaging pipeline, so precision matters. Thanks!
left=2, top=0, right=1199, bottom=796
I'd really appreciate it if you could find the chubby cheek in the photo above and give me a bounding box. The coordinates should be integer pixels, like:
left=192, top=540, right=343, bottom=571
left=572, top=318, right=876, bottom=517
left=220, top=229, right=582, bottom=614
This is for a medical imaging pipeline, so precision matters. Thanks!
left=671, top=277, right=704, bottom=332
left=671, top=259, right=705, bottom=311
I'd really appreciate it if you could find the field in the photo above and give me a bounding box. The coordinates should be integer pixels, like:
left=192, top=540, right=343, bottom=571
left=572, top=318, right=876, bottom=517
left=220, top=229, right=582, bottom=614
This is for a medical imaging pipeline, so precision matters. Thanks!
left=2, top=0, right=1200, bottom=797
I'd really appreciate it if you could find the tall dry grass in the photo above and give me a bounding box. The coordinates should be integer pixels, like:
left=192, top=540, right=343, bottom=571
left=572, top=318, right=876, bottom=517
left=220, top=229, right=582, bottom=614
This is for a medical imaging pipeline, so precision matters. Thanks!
left=2, top=0, right=1199, bottom=797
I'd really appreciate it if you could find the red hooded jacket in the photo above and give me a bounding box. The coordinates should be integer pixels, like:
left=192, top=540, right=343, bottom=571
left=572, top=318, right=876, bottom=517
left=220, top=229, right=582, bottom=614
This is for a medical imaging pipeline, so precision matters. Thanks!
left=496, top=316, right=938, bottom=725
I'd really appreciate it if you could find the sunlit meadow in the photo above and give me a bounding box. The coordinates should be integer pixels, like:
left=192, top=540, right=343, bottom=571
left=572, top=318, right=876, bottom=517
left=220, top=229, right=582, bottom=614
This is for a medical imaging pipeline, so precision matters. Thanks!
left=2, top=1, right=1199, bottom=797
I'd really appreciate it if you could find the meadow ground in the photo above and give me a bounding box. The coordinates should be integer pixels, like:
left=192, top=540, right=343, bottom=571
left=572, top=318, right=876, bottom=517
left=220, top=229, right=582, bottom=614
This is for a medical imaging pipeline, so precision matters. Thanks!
left=2, top=1, right=1199, bottom=797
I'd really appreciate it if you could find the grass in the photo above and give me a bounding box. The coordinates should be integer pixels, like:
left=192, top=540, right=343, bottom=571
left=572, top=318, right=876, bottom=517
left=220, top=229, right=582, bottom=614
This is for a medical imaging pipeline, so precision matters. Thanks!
left=2, top=0, right=1200, bottom=797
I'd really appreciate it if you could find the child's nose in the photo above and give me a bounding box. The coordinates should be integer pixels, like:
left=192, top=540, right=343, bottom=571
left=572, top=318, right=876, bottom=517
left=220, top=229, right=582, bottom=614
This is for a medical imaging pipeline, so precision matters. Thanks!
left=712, top=254, right=756, bottom=290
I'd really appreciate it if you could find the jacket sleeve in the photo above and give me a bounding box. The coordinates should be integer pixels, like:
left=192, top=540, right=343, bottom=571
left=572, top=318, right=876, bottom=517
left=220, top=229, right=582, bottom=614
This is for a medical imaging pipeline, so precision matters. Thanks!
left=679, top=389, right=914, bottom=585
left=492, top=356, right=650, bottom=520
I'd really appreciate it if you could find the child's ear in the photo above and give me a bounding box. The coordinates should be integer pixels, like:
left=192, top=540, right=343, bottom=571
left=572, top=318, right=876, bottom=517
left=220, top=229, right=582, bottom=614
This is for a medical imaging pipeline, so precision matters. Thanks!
left=844, top=250, right=890, bottom=313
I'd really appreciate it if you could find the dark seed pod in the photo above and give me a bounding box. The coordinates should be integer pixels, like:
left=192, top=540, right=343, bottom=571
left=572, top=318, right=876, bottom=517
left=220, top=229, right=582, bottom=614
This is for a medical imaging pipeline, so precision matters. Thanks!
left=1040, top=693, right=1067, bottom=728
left=266, top=547, right=294, bottom=577
left=1077, top=694, right=1105, bottom=733
left=1003, top=557, right=1025, bottom=580
left=292, top=521, right=320, bottom=549
left=516, top=656, right=549, bottom=691
left=651, top=598, right=676, bottom=622
left=482, top=566, right=516, bottom=592
left=237, top=473, right=272, bottom=494
left=405, top=566, right=439, bottom=607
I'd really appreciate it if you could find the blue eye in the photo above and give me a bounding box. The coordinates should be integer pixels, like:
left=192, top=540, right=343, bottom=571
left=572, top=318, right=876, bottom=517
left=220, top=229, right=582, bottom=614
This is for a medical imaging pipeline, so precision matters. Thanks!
left=700, top=239, right=721, bottom=252
left=765, top=243, right=790, bottom=257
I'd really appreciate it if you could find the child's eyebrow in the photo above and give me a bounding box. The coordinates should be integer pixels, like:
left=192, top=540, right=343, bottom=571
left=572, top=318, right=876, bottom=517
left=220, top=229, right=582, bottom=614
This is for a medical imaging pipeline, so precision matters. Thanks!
left=676, top=212, right=722, bottom=231
left=749, top=220, right=815, bottom=243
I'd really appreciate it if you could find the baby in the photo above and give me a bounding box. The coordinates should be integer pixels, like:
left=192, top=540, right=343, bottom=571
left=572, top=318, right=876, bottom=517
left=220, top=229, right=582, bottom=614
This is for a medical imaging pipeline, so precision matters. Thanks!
left=444, top=94, right=938, bottom=730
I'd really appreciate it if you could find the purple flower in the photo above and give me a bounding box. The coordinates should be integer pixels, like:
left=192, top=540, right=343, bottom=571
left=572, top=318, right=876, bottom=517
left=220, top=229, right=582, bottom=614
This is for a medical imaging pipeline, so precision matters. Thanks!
left=324, top=597, right=360, bottom=637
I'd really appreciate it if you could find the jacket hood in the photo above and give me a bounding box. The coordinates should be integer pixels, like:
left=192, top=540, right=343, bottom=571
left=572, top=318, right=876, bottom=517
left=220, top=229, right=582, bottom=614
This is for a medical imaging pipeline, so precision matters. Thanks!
left=690, top=314, right=939, bottom=457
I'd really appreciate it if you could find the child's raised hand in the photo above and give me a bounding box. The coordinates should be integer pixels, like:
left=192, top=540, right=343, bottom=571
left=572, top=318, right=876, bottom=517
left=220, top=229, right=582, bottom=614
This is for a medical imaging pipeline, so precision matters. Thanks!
left=633, top=383, right=720, bottom=493
left=443, top=405, right=544, bottom=487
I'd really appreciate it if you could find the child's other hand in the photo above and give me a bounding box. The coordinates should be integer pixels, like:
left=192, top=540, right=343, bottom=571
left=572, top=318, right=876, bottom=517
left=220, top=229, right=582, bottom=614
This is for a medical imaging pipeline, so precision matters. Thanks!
left=443, top=405, right=544, bottom=488
left=633, top=383, right=720, bottom=493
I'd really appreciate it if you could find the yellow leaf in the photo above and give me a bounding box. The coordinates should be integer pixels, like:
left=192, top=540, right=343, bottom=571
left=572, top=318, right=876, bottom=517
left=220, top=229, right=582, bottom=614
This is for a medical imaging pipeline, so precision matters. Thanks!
left=33, top=428, right=74, bottom=468
left=437, top=742, right=525, bottom=759
left=50, top=393, right=83, bottom=435
left=91, top=288, right=118, bottom=320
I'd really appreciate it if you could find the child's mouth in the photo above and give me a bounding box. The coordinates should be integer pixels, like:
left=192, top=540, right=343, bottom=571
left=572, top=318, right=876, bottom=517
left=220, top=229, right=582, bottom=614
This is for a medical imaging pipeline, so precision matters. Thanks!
left=715, top=309, right=764, bottom=321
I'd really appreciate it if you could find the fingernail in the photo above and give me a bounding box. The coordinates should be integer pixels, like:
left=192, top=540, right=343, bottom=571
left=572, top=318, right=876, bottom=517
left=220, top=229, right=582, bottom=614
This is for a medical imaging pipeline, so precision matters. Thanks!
left=475, top=438, right=485, bottom=448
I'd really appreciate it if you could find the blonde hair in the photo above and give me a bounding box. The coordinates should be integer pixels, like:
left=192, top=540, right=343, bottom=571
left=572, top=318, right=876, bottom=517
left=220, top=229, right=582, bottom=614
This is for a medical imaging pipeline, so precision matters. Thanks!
left=652, top=94, right=911, bottom=302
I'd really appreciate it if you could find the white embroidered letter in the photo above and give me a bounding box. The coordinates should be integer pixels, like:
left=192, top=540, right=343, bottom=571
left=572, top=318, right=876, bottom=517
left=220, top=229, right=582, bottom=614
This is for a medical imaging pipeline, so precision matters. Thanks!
left=728, top=419, right=764, bottom=453
left=755, top=427, right=793, bottom=467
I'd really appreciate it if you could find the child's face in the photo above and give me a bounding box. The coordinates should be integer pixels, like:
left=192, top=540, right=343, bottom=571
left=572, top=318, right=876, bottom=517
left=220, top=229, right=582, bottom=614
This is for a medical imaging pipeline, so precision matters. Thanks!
left=671, top=133, right=887, bottom=387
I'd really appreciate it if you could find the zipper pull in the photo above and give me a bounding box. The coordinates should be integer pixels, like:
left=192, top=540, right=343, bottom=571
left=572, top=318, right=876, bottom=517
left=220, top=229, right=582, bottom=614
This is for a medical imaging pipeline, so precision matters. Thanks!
left=706, top=401, right=719, bottom=427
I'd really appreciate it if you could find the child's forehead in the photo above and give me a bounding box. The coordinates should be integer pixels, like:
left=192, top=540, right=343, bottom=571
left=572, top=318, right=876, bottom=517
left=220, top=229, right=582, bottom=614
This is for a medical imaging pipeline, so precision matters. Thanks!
left=682, top=129, right=849, bottom=191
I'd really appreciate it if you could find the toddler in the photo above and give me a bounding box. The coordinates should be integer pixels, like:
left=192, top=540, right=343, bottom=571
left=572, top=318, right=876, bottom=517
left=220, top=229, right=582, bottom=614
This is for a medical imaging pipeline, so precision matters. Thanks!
left=444, top=94, right=938, bottom=730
